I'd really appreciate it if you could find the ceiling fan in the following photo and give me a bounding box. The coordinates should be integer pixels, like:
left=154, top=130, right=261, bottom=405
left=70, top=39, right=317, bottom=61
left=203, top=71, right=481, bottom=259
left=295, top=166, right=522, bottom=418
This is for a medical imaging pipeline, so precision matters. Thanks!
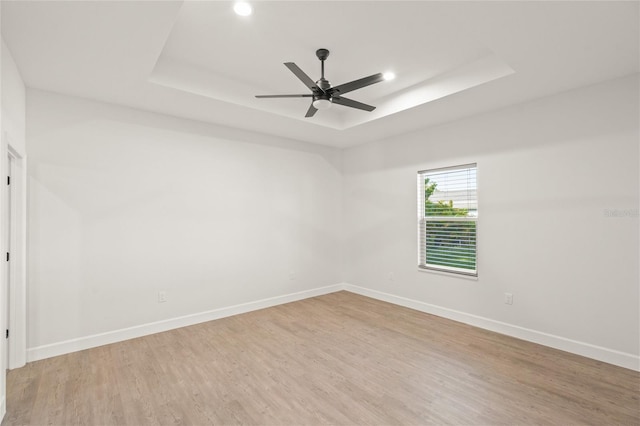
left=255, top=48, right=384, bottom=118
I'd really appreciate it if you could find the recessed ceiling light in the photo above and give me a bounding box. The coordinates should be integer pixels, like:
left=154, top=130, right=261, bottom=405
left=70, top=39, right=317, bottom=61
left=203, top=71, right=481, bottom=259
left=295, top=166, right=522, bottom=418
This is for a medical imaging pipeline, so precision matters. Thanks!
left=383, top=72, right=396, bottom=81
left=234, top=2, right=252, bottom=16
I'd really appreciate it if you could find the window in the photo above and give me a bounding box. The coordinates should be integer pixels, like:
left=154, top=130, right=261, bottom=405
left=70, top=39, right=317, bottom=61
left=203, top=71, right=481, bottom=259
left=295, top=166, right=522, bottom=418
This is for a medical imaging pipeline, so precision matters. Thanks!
left=418, top=164, right=477, bottom=276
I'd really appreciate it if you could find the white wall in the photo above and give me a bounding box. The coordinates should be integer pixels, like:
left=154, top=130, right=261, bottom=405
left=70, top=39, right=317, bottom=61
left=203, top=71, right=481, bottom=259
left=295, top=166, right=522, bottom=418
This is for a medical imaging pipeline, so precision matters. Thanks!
left=343, top=74, right=639, bottom=368
left=24, top=75, right=640, bottom=370
left=2, top=41, right=25, bottom=154
left=26, top=89, right=343, bottom=352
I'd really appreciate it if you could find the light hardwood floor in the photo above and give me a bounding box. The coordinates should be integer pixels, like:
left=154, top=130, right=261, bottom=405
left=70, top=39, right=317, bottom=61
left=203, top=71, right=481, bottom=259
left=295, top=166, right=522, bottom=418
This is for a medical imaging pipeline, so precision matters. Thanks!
left=2, top=291, right=639, bottom=425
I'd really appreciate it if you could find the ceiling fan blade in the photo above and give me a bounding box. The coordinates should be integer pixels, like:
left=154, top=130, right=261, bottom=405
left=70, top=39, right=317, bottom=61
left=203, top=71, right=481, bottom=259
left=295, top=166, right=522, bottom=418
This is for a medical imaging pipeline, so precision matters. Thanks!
left=330, top=73, right=384, bottom=96
left=331, top=96, right=376, bottom=112
left=284, top=62, right=324, bottom=93
left=255, top=94, right=313, bottom=98
left=305, top=103, right=318, bottom=117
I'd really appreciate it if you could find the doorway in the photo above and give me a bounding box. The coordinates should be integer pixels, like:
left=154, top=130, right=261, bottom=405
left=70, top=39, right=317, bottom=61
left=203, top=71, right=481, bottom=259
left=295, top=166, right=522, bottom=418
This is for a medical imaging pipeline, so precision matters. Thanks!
left=3, top=141, right=26, bottom=370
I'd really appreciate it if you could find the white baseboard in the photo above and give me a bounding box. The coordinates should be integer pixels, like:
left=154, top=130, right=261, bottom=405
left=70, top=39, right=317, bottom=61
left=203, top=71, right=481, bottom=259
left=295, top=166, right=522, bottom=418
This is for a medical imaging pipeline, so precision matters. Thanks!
left=26, top=282, right=640, bottom=372
left=27, top=284, right=344, bottom=362
left=342, top=283, right=640, bottom=372
left=0, top=395, right=5, bottom=423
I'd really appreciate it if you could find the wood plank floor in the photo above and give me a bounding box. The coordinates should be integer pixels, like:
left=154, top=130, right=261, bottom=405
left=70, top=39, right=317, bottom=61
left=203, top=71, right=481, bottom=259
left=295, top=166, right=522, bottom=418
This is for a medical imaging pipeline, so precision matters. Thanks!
left=2, top=291, right=639, bottom=425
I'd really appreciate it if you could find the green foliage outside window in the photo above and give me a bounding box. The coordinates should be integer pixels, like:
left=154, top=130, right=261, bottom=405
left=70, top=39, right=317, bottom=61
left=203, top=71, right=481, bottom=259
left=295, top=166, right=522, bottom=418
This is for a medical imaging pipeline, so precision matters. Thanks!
left=424, top=178, right=476, bottom=271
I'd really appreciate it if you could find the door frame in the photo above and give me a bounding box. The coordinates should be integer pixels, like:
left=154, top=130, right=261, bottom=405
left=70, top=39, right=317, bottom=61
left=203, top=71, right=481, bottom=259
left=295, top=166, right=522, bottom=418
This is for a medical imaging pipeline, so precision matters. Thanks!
left=3, top=135, right=26, bottom=370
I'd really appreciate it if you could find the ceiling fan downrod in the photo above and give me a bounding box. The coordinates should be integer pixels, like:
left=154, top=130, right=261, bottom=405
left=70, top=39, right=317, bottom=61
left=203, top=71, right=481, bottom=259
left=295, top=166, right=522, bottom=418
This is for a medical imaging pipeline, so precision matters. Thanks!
left=316, top=48, right=330, bottom=92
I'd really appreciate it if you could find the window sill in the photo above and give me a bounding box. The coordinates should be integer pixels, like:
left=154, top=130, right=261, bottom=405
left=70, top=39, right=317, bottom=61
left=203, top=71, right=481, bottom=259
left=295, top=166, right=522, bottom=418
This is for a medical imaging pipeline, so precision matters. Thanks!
left=418, top=266, right=479, bottom=281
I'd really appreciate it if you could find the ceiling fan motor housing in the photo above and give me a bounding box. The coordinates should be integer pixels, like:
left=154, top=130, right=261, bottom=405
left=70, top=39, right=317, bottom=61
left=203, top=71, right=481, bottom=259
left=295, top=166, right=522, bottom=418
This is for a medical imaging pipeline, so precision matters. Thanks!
left=316, top=78, right=331, bottom=92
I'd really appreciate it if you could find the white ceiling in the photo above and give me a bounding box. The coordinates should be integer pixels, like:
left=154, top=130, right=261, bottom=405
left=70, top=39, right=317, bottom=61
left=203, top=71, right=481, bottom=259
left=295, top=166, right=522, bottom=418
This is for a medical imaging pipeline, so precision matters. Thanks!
left=2, top=1, right=638, bottom=148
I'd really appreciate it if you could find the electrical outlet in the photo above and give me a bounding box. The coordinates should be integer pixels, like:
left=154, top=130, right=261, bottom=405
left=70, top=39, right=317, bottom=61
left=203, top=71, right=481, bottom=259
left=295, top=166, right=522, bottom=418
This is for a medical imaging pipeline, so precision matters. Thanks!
left=289, top=271, right=296, bottom=280
left=388, top=272, right=395, bottom=282
left=504, top=292, right=513, bottom=305
left=158, top=291, right=167, bottom=303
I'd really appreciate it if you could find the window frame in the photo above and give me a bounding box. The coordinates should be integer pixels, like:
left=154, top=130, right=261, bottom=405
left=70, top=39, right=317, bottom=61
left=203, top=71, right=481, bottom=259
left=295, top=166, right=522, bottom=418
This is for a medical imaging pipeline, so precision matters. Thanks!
left=417, top=163, right=478, bottom=277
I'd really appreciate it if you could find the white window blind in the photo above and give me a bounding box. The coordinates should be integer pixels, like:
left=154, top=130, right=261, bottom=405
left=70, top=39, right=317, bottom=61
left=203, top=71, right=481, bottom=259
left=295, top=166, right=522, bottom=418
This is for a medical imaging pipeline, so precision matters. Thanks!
left=418, top=164, right=477, bottom=276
